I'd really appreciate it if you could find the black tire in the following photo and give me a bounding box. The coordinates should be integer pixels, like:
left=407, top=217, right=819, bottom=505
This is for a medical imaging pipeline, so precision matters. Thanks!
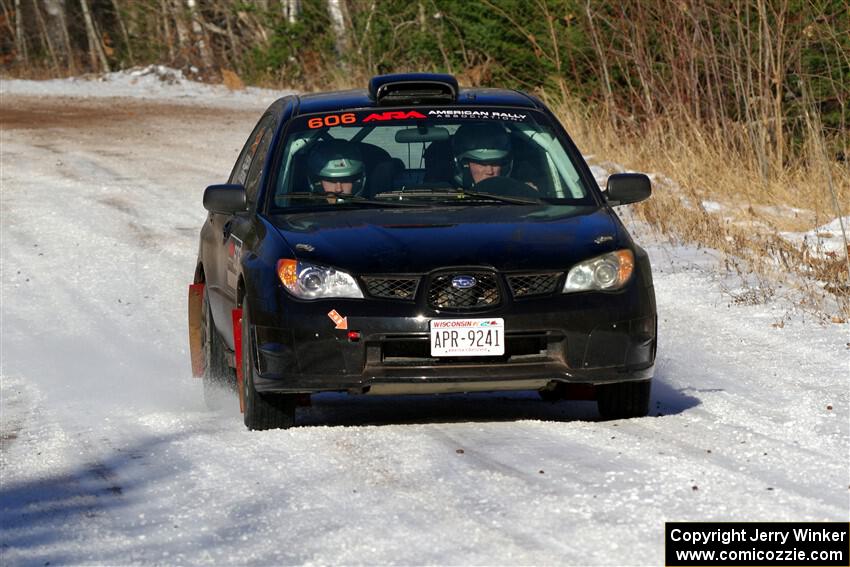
left=241, top=302, right=297, bottom=430
left=201, top=288, right=232, bottom=410
left=597, top=380, right=651, bottom=419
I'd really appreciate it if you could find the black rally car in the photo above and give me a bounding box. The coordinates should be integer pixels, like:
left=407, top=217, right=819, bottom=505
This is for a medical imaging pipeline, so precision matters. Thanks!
left=187, top=73, right=657, bottom=430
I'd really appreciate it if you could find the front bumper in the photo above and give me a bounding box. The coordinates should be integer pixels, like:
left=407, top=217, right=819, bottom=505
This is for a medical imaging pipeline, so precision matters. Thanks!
left=248, top=283, right=656, bottom=395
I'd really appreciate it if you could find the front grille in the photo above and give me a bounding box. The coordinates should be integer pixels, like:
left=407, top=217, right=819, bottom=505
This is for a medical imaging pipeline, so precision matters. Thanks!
left=428, top=272, right=500, bottom=310
left=507, top=273, right=562, bottom=298
left=362, top=276, right=420, bottom=300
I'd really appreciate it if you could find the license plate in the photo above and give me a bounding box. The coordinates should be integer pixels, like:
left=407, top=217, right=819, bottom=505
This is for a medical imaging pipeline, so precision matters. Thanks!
left=430, top=318, right=505, bottom=357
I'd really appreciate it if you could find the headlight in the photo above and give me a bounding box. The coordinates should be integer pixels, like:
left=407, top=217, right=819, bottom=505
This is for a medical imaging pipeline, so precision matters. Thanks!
left=276, top=259, right=363, bottom=299
left=563, top=249, right=634, bottom=293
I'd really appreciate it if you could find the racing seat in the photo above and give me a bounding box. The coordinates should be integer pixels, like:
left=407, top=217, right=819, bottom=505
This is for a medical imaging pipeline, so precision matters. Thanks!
left=365, top=158, right=405, bottom=197
left=509, top=134, right=551, bottom=194
left=423, top=140, right=455, bottom=184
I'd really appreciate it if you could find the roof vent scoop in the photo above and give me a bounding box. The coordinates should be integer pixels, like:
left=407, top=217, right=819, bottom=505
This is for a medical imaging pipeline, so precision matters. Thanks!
left=369, top=73, right=458, bottom=105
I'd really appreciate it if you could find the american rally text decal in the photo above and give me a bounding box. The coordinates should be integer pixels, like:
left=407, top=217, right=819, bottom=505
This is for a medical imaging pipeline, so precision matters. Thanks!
left=305, top=109, right=527, bottom=128
left=427, top=109, right=527, bottom=121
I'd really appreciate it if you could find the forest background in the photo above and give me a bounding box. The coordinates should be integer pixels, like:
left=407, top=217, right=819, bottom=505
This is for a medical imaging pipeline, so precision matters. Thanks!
left=2, top=0, right=849, bottom=317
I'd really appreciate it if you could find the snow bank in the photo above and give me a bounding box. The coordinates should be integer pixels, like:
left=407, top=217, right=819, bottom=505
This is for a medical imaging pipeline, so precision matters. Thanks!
left=780, top=216, right=850, bottom=259
left=1, top=65, right=289, bottom=109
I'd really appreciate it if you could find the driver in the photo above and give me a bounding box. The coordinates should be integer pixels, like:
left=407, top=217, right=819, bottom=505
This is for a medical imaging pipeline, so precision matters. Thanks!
left=307, top=140, right=366, bottom=199
left=452, top=123, right=513, bottom=188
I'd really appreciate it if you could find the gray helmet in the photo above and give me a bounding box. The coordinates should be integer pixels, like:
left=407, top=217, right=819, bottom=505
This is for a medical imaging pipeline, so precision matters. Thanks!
left=452, top=123, right=512, bottom=187
left=307, top=140, right=366, bottom=194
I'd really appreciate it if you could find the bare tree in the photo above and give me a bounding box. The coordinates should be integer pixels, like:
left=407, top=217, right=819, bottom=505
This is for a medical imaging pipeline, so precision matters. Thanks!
left=0, top=0, right=17, bottom=52
left=170, top=0, right=190, bottom=53
left=327, top=0, right=350, bottom=63
left=109, top=0, right=133, bottom=64
left=187, top=0, right=212, bottom=68
left=584, top=1, right=615, bottom=127
left=79, top=0, right=109, bottom=71
left=14, top=0, right=28, bottom=64
left=32, top=0, right=60, bottom=71
left=159, top=0, right=175, bottom=60
left=283, top=0, right=300, bottom=24
left=42, top=0, right=73, bottom=70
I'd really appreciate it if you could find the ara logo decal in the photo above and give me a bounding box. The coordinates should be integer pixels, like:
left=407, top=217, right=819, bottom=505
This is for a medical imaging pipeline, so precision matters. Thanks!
left=362, top=111, right=426, bottom=122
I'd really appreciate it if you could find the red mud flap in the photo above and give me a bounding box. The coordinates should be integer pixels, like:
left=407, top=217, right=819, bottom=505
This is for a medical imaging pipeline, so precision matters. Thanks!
left=188, top=284, right=205, bottom=378
left=232, top=308, right=244, bottom=413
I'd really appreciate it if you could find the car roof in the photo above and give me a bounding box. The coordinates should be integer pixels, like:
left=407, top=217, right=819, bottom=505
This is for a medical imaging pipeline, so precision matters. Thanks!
left=292, top=87, right=542, bottom=116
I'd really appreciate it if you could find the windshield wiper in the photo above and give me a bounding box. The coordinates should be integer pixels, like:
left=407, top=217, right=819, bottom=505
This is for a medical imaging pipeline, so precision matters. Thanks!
left=373, top=189, right=541, bottom=206
left=280, top=192, right=427, bottom=208
left=457, top=190, right=541, bottom=205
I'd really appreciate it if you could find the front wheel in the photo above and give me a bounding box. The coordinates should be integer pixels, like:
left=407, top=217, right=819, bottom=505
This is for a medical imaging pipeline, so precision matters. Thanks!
left=597, top=380, right=651, bottom=419
left=241, top=302, right=297, bottom=430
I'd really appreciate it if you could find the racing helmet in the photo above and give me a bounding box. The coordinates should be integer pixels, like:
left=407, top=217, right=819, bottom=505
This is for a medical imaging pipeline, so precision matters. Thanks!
left=307, top=140, right=366, bottom=195
left=452, top=123, right=513, bottom=187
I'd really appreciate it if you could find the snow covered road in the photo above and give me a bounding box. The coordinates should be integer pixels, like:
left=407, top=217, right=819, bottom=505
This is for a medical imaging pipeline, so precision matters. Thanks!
left=1, top=81, right=847, bottom=565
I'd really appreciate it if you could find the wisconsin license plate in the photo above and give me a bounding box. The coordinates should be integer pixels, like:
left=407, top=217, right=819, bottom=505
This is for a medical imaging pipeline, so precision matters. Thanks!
left=430, top=318, right=505, bottom=357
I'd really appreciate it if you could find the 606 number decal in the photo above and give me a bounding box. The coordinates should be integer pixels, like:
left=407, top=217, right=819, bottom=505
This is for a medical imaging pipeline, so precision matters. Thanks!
left=308, top=113, right=356, bottom=129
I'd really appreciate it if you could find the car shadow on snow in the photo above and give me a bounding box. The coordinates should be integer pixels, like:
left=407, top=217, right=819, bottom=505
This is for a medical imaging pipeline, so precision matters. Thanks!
left=299, top=391, right=598, bottom=427
left=649, top=375, right=702, bottom=417
left=294, top=375, right=701, bottom=427
left=0, top=430, right=199, bottom=564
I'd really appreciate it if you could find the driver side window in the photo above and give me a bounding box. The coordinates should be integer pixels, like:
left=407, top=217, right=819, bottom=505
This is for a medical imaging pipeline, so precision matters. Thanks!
left=243, top=117, right=276, bottom=206
left=229, top=114, right=275, bottom=192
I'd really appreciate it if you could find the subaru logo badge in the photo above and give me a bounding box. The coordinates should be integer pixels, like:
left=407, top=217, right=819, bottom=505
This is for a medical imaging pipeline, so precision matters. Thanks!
left=451, top=275, right=477, bottom=289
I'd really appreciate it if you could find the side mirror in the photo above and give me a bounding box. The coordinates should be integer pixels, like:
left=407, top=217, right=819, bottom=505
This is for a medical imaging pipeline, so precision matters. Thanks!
left=605, top=173, right=651, bottom=206
left=203, top=184, right=247, bottom=214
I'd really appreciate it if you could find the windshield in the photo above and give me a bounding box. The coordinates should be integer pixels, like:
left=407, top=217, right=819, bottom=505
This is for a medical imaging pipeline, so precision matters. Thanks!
left=269, top=107, right=596, bottom=211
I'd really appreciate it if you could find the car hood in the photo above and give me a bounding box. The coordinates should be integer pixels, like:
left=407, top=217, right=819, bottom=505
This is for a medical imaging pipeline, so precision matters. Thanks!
left=268, top=205, right=623, bottom=274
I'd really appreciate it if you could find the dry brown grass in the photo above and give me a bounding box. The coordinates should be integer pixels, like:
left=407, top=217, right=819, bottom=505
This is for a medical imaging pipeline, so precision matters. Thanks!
left=220, top=69, right=245, bottom=91
left=551, top=98, right=850, bottom=320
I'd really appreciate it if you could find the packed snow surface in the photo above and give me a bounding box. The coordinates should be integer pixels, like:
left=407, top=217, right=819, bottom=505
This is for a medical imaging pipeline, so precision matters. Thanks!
left=1, top=72, right=848, bottom=565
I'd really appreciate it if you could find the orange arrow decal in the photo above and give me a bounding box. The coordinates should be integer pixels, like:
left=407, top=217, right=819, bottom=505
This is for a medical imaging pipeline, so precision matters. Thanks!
left=327, top=309, right=348, bottom=330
